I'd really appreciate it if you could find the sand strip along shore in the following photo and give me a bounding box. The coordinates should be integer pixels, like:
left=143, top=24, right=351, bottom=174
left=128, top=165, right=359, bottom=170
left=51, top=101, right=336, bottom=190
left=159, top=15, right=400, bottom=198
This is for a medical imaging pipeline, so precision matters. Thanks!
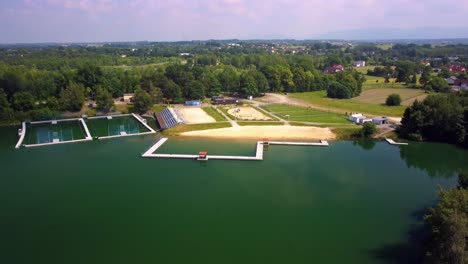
left=180, top=125, right=336, bottom=140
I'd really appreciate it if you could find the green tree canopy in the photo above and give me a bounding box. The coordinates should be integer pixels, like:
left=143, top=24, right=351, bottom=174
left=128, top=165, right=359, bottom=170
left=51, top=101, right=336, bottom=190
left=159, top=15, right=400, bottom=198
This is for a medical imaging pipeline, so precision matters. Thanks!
left=424, top=187, right=468, bottom=264
left=386, top=93, right=402, bottom=106
left=327, top=81, right=352, bottom=99
left=12, top=91, right=35, bottom=112
left=96, top=88, right=114, bottom=112
left=59, top=82, right=85, bottom=112
left=133, top=88, right=152, bottom=113
left=361, top=122, right=377, bottom=138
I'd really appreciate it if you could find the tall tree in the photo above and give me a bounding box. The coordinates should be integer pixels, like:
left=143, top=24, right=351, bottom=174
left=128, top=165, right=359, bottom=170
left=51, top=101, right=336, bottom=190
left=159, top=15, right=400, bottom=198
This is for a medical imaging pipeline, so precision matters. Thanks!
left=96, top=88, right=114, bottom=112
left=420, top=66, right=432, bottom=85
left=59, top=82, right=85, bottom=112
left=12, top=92, right=35, bottom=112
left=77, top=64, right=103, bottom=98
left=133, top=88, right=152, bottom=113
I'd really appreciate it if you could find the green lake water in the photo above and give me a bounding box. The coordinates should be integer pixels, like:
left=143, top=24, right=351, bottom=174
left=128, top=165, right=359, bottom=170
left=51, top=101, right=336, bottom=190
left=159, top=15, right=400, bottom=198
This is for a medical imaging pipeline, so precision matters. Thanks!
left=1, top=125, right=467, bottom=264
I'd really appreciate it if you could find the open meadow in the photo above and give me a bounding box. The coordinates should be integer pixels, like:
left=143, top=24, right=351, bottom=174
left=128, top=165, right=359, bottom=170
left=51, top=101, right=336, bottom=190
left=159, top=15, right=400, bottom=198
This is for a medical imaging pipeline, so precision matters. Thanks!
left=262, top=104, right=349, bottom=123
left=353, top=88, right=427, bottom=106
left=289, top=90, right=408, bottom=116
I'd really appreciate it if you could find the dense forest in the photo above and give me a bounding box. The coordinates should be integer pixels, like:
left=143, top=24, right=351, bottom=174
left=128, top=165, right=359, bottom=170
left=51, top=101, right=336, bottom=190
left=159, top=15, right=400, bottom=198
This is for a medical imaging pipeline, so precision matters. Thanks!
left=0, top=41, right=467, bottom=123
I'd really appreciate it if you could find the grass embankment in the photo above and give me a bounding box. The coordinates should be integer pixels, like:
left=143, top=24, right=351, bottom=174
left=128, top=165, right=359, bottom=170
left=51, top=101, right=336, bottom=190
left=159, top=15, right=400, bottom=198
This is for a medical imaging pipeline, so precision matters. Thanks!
left=252, top=106, right=280, bottom=121
left=151, top=105, right=167, bottom=112
left=263, top=104, right=349, bottom=124
left=237, top=121, right=284, bottom=126
left=289, top=90, right=412, bottom=116
left=162, top=122, right=232, bottom=136
left=202, top=107, right=227, bottom=121
left=217, top=106, right=237, bottom=120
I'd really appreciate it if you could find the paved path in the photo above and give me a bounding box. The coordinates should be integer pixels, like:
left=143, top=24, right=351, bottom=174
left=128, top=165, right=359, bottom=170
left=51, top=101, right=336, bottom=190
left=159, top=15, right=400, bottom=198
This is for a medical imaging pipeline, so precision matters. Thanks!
left=213, top=106, right=237, bottom=127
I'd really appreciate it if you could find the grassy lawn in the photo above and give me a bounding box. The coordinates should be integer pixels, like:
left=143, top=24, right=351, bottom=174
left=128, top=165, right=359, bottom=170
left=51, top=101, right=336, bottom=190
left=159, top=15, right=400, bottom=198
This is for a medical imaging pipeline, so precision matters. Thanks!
left=332, top=127, right=362, bottom=140
left=252, top=106, right=280, bottom=121
left=151, top=105, right=167, bottom=112
left=263, top=104, right=349, bottom=123
left=162, top=122, right=231, bottom=136
left=202, top=107, right=227, bottom=122
left=363, top=78, right=405, bottom=90
left=353, top=88, right=427, bottom=105
left=377, top=44, right=393, bottom=50
left=237, top=121, right=284, bottom=126
left=289, top=90, right=408, bottom=117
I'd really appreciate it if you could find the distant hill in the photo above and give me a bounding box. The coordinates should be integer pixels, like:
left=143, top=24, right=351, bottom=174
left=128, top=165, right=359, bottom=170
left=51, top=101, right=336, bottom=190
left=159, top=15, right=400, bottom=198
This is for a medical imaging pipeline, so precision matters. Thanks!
left=313, top=27, right=468, bottom=41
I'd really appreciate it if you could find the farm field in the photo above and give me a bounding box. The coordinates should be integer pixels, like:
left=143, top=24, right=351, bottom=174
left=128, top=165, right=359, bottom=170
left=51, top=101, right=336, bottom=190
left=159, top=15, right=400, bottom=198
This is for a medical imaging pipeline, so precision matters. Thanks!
left=353, top=88, right=427, bottom=105
left=262, top=104, right=349, bottom=124
left=289, top=90, right=408, bottom=116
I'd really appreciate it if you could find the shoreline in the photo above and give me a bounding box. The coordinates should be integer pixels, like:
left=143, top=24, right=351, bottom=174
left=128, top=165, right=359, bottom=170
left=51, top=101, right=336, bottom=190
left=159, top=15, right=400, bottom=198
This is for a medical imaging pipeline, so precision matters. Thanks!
left=179, top=125, right=336, bottom=141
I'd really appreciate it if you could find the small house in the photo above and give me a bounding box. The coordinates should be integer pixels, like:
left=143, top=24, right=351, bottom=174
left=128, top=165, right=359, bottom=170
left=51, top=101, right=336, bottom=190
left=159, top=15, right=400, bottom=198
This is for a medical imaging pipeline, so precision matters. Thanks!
left=212, top=96, right=239, bottom=105
left=421, top=61, right=431, bottom=67
left=372, top=117, right=388, bottom=125
left=198, top=151, right=208, bottom=161
left=185, top=100, right=201, bottom=106
left=452, top=78, right=468, bottom=91
left=449, top=64, right=466, bottom=73
left=349, top=114, right=366, bottom=123
left=324, top=64, right=344, bottom=74
left=123, top=93, right=134, bottom=102
left=353, top=61, right=366, bottom=67
left=349, top=114, right=373, bottom=124
left=446, top=76, right=457, bottom=85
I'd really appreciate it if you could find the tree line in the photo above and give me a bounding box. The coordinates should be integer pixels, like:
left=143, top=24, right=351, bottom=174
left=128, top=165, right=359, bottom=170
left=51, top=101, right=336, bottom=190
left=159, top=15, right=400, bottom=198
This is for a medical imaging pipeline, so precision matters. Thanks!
left=0, top=52, right=367, bottom=121
left=397, top=92, right=468, bottom=148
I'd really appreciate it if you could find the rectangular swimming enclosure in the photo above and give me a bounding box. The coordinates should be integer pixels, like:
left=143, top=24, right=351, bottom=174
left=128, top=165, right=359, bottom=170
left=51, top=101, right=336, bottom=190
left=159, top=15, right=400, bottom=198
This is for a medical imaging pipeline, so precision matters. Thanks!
left=23, top=120, right=88, bottom=145
left=85, top=115, right=151, bottom=138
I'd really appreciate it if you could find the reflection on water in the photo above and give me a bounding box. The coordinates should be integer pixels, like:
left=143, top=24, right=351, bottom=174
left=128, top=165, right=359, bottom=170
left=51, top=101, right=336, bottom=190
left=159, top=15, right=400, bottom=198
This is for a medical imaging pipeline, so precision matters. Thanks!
left=353, top=140, right=376, bottom=151
left=399, top=142, right=468, bottom=178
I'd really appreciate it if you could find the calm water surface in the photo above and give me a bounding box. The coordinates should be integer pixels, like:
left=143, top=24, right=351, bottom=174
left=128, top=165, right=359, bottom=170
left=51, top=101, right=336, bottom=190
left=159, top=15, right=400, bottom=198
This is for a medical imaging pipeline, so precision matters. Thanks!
left=0, top=126, right=467, bottom=264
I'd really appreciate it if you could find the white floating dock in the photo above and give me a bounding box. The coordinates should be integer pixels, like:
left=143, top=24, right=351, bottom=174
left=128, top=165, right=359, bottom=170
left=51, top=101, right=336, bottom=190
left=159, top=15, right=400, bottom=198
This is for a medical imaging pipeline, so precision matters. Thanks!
left=385, top=138, right=408, bottom=146
left=142, top=138, right=329, bottom=161
left=14, top=122, right=26, bottom=149
left=79, top=118, right=93, bottom=140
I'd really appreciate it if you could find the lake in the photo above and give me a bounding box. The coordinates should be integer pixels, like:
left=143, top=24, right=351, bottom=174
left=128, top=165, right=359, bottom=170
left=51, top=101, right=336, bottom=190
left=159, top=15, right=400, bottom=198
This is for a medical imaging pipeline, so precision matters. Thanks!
left=1, top=125, right=467, bottom=264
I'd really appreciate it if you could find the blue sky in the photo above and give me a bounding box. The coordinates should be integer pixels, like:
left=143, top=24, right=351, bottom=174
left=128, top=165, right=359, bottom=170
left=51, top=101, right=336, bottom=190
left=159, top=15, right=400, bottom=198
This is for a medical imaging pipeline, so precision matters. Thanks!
left=1, top=0, right=467, bottom=43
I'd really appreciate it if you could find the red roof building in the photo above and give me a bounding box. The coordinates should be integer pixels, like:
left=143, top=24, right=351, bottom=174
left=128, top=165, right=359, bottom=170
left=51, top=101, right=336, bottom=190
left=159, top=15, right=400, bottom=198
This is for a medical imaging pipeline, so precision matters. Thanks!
left=324, top=64, right=344, bottom=74
left=449, top=64, right=466, bottom=73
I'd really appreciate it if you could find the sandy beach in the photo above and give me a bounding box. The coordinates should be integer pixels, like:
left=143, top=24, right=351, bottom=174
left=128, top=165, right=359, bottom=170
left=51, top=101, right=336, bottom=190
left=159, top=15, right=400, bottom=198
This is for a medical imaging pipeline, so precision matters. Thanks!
left=180, top=125, right=336, bottom=140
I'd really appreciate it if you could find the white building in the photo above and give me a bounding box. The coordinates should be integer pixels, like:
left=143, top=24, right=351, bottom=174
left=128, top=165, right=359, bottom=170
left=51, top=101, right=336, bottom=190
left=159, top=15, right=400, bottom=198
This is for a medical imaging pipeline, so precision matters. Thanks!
left=349, top=114, right=372, bottom=124
left=353, top=60, right=366, bottom=67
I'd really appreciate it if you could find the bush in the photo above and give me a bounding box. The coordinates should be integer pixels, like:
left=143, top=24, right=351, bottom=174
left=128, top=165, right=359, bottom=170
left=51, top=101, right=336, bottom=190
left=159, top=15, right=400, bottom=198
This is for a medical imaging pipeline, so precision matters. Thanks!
left=386, top=93, right=402, bottom=106
left=327, top=81, right=352, bottom=99
left=361, top=122, right=377, bottom=138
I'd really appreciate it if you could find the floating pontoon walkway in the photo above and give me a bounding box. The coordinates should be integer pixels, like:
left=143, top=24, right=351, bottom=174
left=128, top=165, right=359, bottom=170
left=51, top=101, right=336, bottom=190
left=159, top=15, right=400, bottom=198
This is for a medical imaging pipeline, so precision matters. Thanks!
left=15, top=122, right=27, bottom=149
left=142, top=138, right=329, bottom=161
left=385, top=138, right=408, bottom=146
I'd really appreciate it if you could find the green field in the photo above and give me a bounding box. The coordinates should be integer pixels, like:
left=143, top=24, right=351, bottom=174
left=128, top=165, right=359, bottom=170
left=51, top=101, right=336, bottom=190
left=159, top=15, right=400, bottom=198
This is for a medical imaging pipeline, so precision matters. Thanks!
left=376, top=44, right=393, bottom=50
left=202, top=107, right=227, bottom=122
left=289, top=90, right=408, bottom=117
left=263, top=104, right=349, bottom=124
left=353, top=88, right=427, bottom=106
